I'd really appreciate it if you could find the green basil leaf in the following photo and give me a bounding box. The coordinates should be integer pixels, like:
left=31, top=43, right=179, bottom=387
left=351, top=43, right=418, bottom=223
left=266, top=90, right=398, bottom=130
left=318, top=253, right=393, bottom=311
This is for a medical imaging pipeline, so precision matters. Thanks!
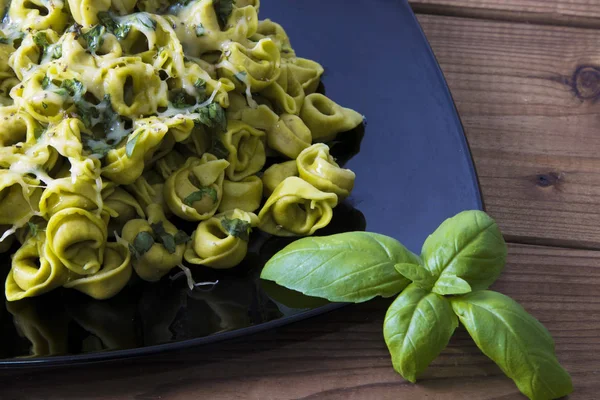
left=51, top=44, right=62, bottom=59
left=183, top=187, right=218, bottom=206
left=27, top=222, right=40, bottom=238
left=194, top=78, right=207, bottom=100
left=82, top=24, right=105, bottom=53
left=33, top=32, right=50, bottom=53
left=82, top=135, right=114, bottom=158
left=174, top=230, right=191, bottom=245
left=74, top=99, right=100, bottom=129
left=33, top=127, right=44, bottom=140
left=221, top=217, right=251, bottom=241
left=384, top=283, right=458, bottom=383
left=0, top=36, right=9, bottom=44
left=451, top=291, right=573, bottom=400
left=196, top=102, right=227, bottom=132
left=132, top=231, right=154, bottom=258
left=421, top=210, right=506, bottom=295
left=60, top=79, right=85, bottom=99
left=432, top=275, right=471, bottom=295
left=213, top=0, right=234, bottom=28
left=394, top=263, right=434, bottom=290
left=98, top=94, right=121, bottom=132
left=210, top=138, right=229, bottom=159
left=151, top=221, right=177, bottom=254
left=67, top=23, right=83, bottom=36
left=41, top=75, right=50, bottom=89
left=137, top=14, right=157, bottom=30
left=261, top=232, right=418, bottom=303
left=195, top=23, right=205, bottom=37
left=170, top=89, right=195, bottom=109
left=98, top=11, right=131, bottom=40
left=160, top=233, right=176, bottom=253
left=260, top=279, right=330, bottom=310
left=194, top=78, right=206, bottom=89
left=126, top=131, right=141, bottom=158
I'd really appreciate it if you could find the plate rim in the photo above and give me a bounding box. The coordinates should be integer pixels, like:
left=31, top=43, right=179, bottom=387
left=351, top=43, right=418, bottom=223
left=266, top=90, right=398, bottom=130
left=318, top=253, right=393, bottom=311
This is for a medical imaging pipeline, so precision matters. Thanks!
left=0, top=0, right=483, bottom=368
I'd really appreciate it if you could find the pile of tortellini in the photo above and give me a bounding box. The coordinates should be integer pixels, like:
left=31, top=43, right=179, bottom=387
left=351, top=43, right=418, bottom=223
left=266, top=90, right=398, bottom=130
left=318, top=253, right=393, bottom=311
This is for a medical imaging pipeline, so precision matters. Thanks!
left=0, top=0, right=363, bottom=302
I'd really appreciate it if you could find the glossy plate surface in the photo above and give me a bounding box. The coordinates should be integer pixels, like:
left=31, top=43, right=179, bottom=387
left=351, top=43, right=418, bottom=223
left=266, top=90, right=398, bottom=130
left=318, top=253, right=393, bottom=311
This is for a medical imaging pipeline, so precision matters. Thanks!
left=0, top=0, right=482, bottom=367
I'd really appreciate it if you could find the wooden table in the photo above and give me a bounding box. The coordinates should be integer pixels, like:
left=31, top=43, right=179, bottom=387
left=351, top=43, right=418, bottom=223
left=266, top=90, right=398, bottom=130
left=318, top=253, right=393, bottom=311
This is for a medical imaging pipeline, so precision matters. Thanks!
left=2, top=1, right=600, bottom=399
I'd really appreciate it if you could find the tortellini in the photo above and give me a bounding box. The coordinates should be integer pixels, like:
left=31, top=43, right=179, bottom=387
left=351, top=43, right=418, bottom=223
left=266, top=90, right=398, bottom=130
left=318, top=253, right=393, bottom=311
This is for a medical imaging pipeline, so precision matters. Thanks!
left=300, top=94, right=364, bottom=142
left=261, top=160, right=298, bottom=198
left=122, top=204, right=185, bottom=281
left=9, top=0, right=69, bottom=32
left=218, top=39, right=281, bottom=91
left=127, top=172, right=168, bottom=212
left=252, top=19, right=294, bottom=58
left=0, top=0, right=363, bottom=301
left=0, top=107, right=42, bottom=147
left=102, top=120, right=169, bottom=185
left=227, top=92, right=278, bottom=131
left=261, top=64, right=305, bottom=115
left=219, top=176, right=263, bottom=213
left=45, top=208, right=107, bottom=275
left=103, top=60, right=168, bottom=118
left=267, top=114, right=311, bottom=159
left=258, top=177, right=338, bottom=237
left=0, top=171, right=42, bottom=226
left=297, top=144, right=356, bottom=200
left=5, top=232, right=69, bottom=301
left=221, top=121, right=266, bottom=181
left=39, top=177, right=103, bottom=217
left=184, top=209, right=259, bottom=269
left=164, top=154, right=229, bottom=221
left=63, top=242, right=132, bottom=299
left=284, top=58, right=324, bottom=95
left=68, top=0, right=111, bottom=26
left=103, top=187, right=145, bottom=236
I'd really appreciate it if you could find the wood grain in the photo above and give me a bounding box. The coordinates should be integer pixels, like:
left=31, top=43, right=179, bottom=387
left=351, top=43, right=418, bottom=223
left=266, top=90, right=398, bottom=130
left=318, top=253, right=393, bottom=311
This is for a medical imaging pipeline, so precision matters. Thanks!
left=416, top=14, right=600, bottom=248
left=410, top=0, right=600, bottom=28
left=2, top=7, right=600, bottom=400
left=0, top=244, right=598, bottom=399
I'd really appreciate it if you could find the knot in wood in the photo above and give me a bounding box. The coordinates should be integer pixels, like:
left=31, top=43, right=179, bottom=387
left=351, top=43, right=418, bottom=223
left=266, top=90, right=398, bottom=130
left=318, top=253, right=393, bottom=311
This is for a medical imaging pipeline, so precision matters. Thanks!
left=535, top=172, right=561, bottom=188
left=572, top=66, right=600, bottom=100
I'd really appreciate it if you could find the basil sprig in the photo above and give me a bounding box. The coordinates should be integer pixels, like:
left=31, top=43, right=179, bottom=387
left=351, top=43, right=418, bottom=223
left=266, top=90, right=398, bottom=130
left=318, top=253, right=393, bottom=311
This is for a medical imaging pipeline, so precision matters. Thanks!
left=261, top=210, right=573, bottom=400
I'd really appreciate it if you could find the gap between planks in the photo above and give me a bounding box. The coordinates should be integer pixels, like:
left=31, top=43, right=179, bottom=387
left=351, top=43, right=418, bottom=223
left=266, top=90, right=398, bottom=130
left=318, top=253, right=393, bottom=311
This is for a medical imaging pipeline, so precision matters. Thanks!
left=410, top=1, right=600, bottom=30
left=505, top=236, right=600, bottom=252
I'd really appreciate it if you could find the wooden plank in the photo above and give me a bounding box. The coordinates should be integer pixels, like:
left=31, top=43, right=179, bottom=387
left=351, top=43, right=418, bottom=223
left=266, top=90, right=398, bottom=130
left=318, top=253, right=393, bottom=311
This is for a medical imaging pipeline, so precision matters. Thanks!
left=414, top=14, right=600, bottom=248
left=410, top=0, right=600, bottom=28
left=1, top=244, right=599, bottom=399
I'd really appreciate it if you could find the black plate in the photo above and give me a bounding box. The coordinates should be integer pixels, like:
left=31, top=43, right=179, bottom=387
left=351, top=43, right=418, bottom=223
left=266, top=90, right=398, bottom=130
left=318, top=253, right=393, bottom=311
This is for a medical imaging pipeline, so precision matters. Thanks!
left=0, top=0, right=482, bottom=367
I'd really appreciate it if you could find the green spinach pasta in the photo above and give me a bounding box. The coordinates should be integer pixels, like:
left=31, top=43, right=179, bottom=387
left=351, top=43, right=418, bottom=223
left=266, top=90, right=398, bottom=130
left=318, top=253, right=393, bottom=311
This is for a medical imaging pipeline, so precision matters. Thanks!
left=0, top=0, right=363, bottom=301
